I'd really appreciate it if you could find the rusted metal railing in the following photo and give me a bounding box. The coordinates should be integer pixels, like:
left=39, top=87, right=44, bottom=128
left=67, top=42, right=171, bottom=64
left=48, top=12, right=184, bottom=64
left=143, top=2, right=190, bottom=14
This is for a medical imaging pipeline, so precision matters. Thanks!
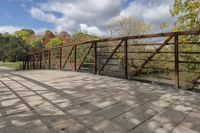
left=23, top=30, right=200, bottom=88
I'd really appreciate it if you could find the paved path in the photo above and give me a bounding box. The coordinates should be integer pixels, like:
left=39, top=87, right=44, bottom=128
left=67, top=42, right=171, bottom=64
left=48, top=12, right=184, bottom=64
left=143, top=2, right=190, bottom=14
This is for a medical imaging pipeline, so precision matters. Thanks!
left=0, top=69, right=200, bottom=133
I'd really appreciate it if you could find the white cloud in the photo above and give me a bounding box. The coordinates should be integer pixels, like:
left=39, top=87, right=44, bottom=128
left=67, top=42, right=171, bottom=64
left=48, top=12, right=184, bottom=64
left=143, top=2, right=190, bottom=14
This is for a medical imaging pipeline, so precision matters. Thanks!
left=26, top=0, right=175, bottom=35
left=142, top=5, right=170, bottom=21
left=0, top=26, right=22, bottom=34
left=5, top=13, right=11, bottom=19
left=29, top=0, right=121, bottom=35
left=21, top=3, right=26, bottom=8
left=0, top=25, right=49, bottom=34
left=30, top=7, right=77, bottom=33
left=118, top=0, right=175, bottom=32
left=33, top=28, right=49, bottom=34
left=30, top=8, right=57, bottom=23
left=80, top=24, right=103, bottom=36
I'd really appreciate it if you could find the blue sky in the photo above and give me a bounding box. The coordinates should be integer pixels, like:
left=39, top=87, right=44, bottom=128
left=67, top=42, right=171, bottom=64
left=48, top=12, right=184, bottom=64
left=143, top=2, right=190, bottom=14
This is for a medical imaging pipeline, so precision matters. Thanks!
left=0, top=0, right=53, bottom=29
left=0, top=0, right=175, bottom=35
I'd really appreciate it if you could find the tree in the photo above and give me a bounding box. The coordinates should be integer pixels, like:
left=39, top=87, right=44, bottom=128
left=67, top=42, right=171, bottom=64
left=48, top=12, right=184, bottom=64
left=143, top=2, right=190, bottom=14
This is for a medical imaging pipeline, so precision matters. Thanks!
left=106, top=16, right=152, bottom=69
left=30, top=38, right=45, bottom=51
left=58, top=31, right=70, bottom=42
left=46, top=37, right=63, bottom=48
left=43, top=30, right=55, bottom=46
left=14, top=29, right=35, bottom=43
left=108, top=16, right=151, bottom=37
left=170, top=0, right=200, bottom=31
left=70, top=32, right=97, bottom=44
left=170, top=0, right=200, bottom=71
left=0, top=33, right=30, bottom=62
left=0, top=33, right=11, bottom=62
left=2, top=32, right=10, bottom=37
left=0, top=34, right=6, bottom=62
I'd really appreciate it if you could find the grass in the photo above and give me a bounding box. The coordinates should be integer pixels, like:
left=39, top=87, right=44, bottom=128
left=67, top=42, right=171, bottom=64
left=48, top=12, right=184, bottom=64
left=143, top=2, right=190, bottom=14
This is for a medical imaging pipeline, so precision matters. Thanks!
left=0, top=62, right=23, bottom=70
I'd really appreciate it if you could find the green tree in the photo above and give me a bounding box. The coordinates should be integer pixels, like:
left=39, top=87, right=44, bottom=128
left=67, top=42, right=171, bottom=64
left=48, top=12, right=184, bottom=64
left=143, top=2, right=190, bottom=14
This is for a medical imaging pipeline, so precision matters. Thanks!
left=107, top=16, right=151, bottom=69
left=30, top=37, right=44, bottom=51
left=108, top=16, right=151, bottom=37
left=43, top=30, right=55, bottom=46
left=0, top=34, right=6, bottom=62
left=170, top=0, right=200, bottom=31
left=58, top=31, right=70, bottom=43
left=46, top=37, right=63, bottom=48
left=0, top=34, right=30, bottom=62
left=170, top=0, right=200, bottom=72
left=14, top=29, right=35, bottom=43
left=0, top=33, right=10, bottom=62
left=7, top=36, right=30, bottom=62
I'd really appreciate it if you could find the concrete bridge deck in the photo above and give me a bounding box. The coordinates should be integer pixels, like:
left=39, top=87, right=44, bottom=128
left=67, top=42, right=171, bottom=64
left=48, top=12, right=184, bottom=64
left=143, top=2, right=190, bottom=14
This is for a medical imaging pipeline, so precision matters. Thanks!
left=0, top=69, right=200, bottom=133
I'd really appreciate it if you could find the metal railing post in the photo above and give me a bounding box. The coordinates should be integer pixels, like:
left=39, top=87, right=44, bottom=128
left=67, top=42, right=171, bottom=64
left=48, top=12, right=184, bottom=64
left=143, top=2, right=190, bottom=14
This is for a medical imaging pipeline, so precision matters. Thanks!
left=174, top=34, right=180, bottom=88
left=33, top=54, right=35, bottom=70
left=94, top=42, right=97, bottom=74
left=40, top=51, right=42, bottom=69
left=27, top=56, right=29, bottom=70
left=74, top=45, right=77, bottom=71
left=124, top=39, right=128, bottom=79
left=22, top=58, right=25, bottom=70
left=60, top=47, right=62, bottom=70
left=48, top=50, right=51, bottom=69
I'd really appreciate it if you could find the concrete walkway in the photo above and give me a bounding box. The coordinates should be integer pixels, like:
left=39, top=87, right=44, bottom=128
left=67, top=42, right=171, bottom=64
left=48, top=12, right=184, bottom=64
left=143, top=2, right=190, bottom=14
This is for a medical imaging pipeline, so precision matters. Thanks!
left=0, top=69, right=200, bottom=133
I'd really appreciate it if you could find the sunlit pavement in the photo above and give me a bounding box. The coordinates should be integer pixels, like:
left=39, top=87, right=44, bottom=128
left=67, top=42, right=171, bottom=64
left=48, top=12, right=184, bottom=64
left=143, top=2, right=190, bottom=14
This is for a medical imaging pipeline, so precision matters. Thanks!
left=0, top=69, right=200, bottom=133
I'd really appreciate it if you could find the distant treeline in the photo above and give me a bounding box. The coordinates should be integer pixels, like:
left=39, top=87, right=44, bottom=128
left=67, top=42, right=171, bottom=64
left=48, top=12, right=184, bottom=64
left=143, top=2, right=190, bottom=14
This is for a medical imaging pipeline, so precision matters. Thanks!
left=0, top=29, right=98, bottom=62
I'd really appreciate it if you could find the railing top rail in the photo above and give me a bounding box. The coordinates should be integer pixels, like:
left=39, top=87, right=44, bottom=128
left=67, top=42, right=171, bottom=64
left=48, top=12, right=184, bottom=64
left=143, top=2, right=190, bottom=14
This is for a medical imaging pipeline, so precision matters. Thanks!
left=94, top=30, right=200, bottom=42
left=28, top=30, right=200, bottom=55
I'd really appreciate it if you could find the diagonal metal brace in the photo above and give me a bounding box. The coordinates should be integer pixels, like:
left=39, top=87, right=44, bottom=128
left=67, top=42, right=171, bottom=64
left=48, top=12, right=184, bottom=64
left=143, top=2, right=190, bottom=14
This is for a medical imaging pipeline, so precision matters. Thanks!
left=98, top=39, right=124, bottom=74
left=129, top=35, right=174, bottom=79
left=62, top=46, right=75, bottom=69
left=191, top=75, right=200, bottom=84
left=77, top=44, right=93, bottom=71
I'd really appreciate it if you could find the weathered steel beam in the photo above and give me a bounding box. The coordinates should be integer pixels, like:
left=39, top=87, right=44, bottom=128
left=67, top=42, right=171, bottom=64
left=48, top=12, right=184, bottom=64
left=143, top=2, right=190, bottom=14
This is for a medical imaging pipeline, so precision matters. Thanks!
left=94, top=42, right=97, bottom=74
left=60, top=47, right=62, bottom=70
left=33, top=54, right=35, bottom=70
left=27, top=56, right=30, bottom=70
left=27, top=30, right=200, bottom=55
left=22, top=30, right=200, bottom=88
left=129, top=35, right=174, bottom=79
left=62, top=46, right=74, bottom=69
left=48, top=50, right=51, bottom=69
left=191, top=75, right=200, bottom=84
left=124, top=39, right=128, bottom=79
left=98, top=39, right=124, bottom=74
left=174, top=34, right=180, bottom=88
left=74, top=45, right=77, bottom=71
left=39, top=52, right=42, bottom=69
left=77, top=44, right=93, bottom=72
left=22, top=59, right=25, bottom=70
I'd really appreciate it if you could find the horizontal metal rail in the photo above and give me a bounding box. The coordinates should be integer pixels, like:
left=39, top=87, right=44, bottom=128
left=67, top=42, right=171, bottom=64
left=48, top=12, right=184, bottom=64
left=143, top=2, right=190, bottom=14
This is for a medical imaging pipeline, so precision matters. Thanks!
left=23, top=30, right=200, bottom=89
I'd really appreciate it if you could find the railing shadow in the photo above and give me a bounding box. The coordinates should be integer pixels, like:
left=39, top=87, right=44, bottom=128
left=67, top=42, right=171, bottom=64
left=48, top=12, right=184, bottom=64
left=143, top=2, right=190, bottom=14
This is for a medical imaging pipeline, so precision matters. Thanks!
left=0, top=69, right=199, bottom=132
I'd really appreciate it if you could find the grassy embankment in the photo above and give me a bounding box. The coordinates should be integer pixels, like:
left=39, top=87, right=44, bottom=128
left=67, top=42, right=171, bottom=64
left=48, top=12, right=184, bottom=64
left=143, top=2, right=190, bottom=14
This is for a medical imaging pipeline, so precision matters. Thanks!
left=0, top=62, right=22, bottom=70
